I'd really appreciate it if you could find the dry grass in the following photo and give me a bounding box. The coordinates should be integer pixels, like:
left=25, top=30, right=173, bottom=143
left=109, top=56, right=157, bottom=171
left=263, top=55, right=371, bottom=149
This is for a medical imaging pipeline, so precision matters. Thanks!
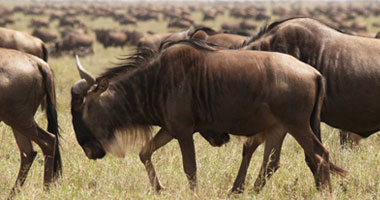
left=1, top=1, right=380, bottom=199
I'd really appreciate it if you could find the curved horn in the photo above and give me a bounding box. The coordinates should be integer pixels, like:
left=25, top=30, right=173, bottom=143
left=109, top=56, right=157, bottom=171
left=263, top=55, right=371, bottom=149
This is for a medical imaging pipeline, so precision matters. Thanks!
left=75, top=55, right=96, bottom=85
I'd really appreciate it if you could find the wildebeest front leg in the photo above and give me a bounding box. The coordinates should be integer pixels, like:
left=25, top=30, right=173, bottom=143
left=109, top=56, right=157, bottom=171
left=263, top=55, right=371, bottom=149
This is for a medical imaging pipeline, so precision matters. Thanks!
left=231, top=134, right=264, bottom=193
left=177, top=133, right=197, bottom=191
left=139, top=128, right=173, bottom=192
left=8, top=129, right=37, bottom=199
left=253, top=129, right=286, bottom=193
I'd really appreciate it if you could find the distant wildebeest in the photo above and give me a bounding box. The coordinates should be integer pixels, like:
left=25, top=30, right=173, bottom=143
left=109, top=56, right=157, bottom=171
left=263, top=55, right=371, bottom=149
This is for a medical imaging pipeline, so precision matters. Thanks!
left=60, top=27, right=88, bottom=38
left=124, top=30, right=144, bottom=46
left=114, top=14, right=137, bottom=25
left=49, top=13, right=62, bottom=21
left=167, top=19, right=193, bottom=29
left=221, top=23, right=241, bottom=32
left=190, top=27, right=249, bottom=49
left=94, top=29, right=128, bottom=48
left=71, top=40, right=345, bottom=193
left=239, top=21, right=257, bottom=30
left=54, top=30, right=93, bottom=56
left=0, top=48, right=61, bottom=198
left=137, top=29, right=193, bottom=50
left=32, top=29, right=58, bottom=43
left=0, top=17, right=14, bottom=26
left=134, top=10, right=159, bottom=21
left=0, top=27, right=48, bottom=61
left=29, top=18, right=49, bottom=28
left=137, top=32, right=173, bottom=50
left=202, top=9, right=217, bottom=21
left=233, top=17, right=380, bottom=192
left=58, top=17, right=83, bottom=27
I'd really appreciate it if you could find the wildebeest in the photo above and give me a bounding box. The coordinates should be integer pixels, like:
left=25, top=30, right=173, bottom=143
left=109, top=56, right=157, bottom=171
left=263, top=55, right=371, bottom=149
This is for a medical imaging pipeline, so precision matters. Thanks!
left=58, top=16, right=83, bottom=27
left=71, top=40, right=345, bottom=193
left=137, top=29, right=193, bottom=50
left=0, top=48, right=61, bottom=198
left=54, top=30, right=93, bottom=56
left=137, top=32, right=172, bottom=50
left=32, top=29, right=58, bottom=43
left=124, top=30, right=144, bottom=46
left=167, top=19, right=193, bottom=29
left=190, top=27, right=249, bottom=49
left=0, top=27, right=48, bottom=61
left=0, top=17, right=14, bottom=26
left=234, top=17, right=380, bottom=192
left=94, top=29, right=128, bottom=48
left=29, top=18, right=49, bottom=28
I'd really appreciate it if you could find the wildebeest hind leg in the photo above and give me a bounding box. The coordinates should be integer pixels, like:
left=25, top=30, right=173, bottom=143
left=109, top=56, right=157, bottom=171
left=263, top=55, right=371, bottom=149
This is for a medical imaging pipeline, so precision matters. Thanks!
left=14, top=122, right=58, bottom=188
left=139, top=128, right=173, bottom=192
left=231, top=133, right=264, bottom=193
left=288, top=126, right=333, bottom=192
left=8, top=129, right=37, bottom=199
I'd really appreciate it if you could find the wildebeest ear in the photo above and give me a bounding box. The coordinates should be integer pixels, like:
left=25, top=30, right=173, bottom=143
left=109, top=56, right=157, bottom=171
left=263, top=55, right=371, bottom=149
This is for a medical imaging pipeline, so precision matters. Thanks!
left=97, top=78, right=109, bottom=94
left=91, top=78, right=109, bottom=97
left=191, top=30, right=208, bottom=40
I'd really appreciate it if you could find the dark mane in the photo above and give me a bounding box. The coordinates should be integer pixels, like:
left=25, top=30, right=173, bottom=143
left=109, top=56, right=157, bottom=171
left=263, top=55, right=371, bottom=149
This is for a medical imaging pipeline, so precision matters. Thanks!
left=99, top=39, right=223, bottom=81
left=159, top=39, right=225, bottom=52
left=244, top=23, right=270, bottom=45
left=245, top=17, right=351, bottom=45
left=98, top=47, right=157, bottom=80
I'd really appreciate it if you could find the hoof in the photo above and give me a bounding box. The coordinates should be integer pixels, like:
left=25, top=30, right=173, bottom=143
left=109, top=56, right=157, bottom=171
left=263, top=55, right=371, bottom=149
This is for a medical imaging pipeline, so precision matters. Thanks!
left=230, top=185, right=244, bottom=194
left=155, top=185, right=165, bottom=194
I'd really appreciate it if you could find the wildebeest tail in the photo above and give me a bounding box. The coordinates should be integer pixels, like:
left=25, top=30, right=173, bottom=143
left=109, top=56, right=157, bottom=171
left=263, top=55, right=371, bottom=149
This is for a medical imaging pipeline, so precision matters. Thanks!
left=310, top=75, right=347, bottom=177
left=38, top=62, right=62, bottom=176
left=42, top=43, right=48, bottom=62
left=310, top=75, right=325, bottom=141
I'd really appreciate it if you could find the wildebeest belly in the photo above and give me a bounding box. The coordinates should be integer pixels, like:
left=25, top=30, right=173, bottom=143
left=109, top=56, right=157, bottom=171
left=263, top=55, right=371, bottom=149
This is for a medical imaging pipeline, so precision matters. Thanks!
left=197, top=102, right=278, bottom=136
left=322, top=97, right=380, bottom=136
left=321, top=66, right=380, bottom=136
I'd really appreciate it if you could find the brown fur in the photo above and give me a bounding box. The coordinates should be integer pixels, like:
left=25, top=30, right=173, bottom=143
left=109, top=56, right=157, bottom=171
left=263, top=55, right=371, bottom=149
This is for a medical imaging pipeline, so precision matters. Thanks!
left=245, top=17, right=380, bottom=136
left=0, top=27, right=48, bottom=61
left=235, top=17, right=380, bottom=193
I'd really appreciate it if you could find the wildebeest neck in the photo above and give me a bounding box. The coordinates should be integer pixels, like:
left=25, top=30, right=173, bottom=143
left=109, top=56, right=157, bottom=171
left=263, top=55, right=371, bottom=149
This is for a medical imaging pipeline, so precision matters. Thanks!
left=102, top=65, right=167, bottom=127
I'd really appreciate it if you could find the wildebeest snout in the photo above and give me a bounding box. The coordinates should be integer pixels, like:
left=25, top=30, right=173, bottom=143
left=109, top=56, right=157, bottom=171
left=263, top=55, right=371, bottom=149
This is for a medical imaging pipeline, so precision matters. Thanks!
left=83, top=141, right=106, bottom=160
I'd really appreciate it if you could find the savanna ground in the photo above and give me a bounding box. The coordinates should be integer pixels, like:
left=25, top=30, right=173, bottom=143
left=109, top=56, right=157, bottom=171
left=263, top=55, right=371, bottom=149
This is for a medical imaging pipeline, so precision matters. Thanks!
left=1, top=1, right=380, bottom=199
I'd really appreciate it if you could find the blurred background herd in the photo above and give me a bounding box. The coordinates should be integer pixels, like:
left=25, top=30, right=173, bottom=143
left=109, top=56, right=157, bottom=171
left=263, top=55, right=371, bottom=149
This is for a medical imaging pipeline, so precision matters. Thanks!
left=2, top=1, right=380, bottom=57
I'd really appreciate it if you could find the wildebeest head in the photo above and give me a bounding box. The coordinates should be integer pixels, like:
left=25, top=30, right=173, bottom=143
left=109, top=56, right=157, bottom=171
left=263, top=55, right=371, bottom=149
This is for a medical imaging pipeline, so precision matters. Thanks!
left=71, top=55, right=108, bottom=160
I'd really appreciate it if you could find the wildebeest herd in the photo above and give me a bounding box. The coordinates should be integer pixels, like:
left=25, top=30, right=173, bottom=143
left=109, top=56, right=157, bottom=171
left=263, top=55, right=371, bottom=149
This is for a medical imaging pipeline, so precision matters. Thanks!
left=1, top=1, right=380, bottom=199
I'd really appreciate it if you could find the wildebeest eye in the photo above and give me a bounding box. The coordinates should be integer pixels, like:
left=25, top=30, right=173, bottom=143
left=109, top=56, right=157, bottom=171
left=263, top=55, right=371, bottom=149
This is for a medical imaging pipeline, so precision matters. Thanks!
left=76, top=98, right=83, bottom=104
left=73, top=98, right=84, bottom=107
left=72, top=96, right=85, bottom=112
